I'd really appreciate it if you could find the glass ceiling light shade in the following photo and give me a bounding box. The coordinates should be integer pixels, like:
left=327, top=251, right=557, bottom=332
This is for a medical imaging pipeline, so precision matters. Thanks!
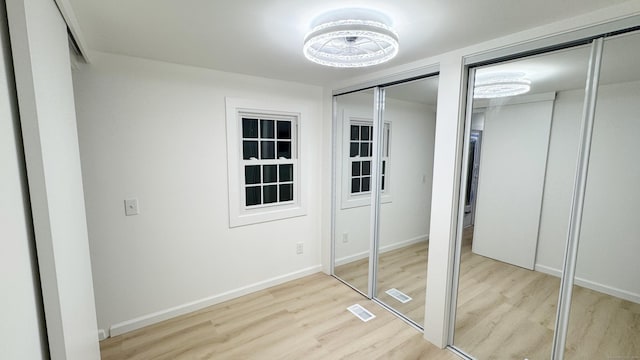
left=474, top=77, right=532, bottom=98
left=303, top=20, right=399, bottom=68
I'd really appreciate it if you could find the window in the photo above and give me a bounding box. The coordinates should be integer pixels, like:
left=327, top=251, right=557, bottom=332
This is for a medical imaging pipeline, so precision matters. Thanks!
left=349, top=121, right=390, bottom=195
left=241, top=116, right=295, bottom=207
left=225, top=97, right=307, bottom=227
left=340, top=115, right=392, bottom=209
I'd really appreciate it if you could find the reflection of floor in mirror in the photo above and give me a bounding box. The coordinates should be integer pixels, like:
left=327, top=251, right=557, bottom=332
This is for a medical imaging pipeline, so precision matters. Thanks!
left=455, top=227, right=640, bottom=360
left=99, top=273, right=459, bottom=360
left=376, top=242, right=428, bottom=325
left=334, top=241, right=428, bottom=326
left=334, top=256, right=368, bottom=294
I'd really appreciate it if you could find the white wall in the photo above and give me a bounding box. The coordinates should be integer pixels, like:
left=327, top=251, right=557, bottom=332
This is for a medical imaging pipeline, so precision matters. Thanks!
left=536, top=81, right=640, bottom=302
left=72, top=52, right=324, bottom=335
left=333, top=93, right=436, bottom=264
left=379, top=98, right=436, bottom=250
left=0, top=1, right=47, bottom=357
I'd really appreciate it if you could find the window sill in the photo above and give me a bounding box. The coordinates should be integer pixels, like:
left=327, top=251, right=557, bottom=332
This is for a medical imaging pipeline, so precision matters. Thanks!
left=340, top=194, right=392, bottom=210
left=231, top=204, right=306, bottom=227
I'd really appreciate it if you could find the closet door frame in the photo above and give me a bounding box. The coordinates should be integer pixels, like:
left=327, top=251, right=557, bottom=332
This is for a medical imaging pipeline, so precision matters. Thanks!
left=331, top=73, right=439, bottom=307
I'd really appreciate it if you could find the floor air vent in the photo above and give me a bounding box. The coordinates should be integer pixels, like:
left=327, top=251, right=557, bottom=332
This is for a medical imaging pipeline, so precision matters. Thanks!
left=347, top=304, right=376, bottom=322
left=385, top=288, right=412, bottom=303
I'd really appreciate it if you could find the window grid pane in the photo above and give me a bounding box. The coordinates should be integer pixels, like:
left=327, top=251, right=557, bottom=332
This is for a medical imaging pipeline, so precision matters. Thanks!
left=349, top=122, right=390, bottom=195
left=277, top=141, right=292, bottom=159
left=242, top=118, right=258, bottom=138
left=277, top=121, right=291, bottom=140
left=242, top=115, right=296, bottom=208
left=260, top=119, right=275, bottom=139
left=263, top=185, right=278, bottom=204
left=280, top=184, right=293, bottom=202
left=246, top=186, right=261, bottom=206
left=263, top=165, right=277, bottom=183
left=245, top=165, right=261, bottom=185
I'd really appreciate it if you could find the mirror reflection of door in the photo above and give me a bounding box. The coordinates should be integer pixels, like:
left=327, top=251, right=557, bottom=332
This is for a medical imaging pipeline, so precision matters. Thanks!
left=453, top=31, right=640, bottom=359
left=463, top=129, right=481, bottom=228
left=453, top=43, right=592, bottom=358
left=374, top=76, right=438, bottom=327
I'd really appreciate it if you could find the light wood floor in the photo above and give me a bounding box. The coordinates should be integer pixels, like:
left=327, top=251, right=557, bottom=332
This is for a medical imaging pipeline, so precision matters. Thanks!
left=455, top=227, right=640, bottom=359
left=100, top=273, right=459, bottom=360
left=454, top=227, right=559, bottom=359
left=335, top=227, right=640, bottom=359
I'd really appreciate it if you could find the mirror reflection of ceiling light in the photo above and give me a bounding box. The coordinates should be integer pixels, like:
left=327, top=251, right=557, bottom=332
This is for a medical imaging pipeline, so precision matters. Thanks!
left=474, top=77, right=531, bottom=99
left=303, top=19, right=399, bottom=68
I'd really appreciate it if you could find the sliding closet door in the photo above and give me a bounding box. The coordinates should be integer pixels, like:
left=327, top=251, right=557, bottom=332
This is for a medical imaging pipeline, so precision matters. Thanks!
left=333, top=89, right=376, bottom=295
left=564, top=30, right=640, bottom=359
left=452, top=44, right=592, bottom=359
left=6, top=0, right=100, bottom=358
left=374, top=77, right=438, bottom=326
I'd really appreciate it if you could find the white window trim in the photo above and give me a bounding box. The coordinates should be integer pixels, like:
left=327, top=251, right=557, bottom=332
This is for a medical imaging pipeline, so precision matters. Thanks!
left=340, top=112, right=392, bottom=210
left=225, top=97, right=307, bottom=227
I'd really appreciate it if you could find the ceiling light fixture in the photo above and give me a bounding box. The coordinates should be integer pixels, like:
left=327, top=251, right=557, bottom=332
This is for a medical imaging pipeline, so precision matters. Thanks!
left=303, top=19, right=399, bottom=68
left=474, top=77, right=532, bottom=98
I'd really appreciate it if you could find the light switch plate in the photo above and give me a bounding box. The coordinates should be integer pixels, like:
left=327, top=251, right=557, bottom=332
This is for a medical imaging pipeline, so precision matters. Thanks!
left=124, top=198, right=139, bottom=216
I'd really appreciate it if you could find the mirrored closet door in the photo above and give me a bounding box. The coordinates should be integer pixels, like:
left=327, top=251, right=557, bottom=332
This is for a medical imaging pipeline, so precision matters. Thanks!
left=333, top=88, right=376, bottom=295
left=332, top=74, right=439, bottom=328
left=451, top=44, right=592, bottom=358
left=565, top=30, right=640, bottom=359
left=451, top=27, right=640, bottom=360
left=375, top=77, right=438, bottom=327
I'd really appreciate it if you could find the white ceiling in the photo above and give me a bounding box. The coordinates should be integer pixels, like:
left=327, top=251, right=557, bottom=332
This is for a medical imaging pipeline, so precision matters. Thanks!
left=68, top=0, right=633, bottom=86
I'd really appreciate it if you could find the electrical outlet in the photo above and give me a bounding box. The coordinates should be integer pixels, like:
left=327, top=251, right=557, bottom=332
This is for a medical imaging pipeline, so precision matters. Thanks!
left=124, top=198, right=139, bottom=216
left=296, top=242, right=304, bottom=255
left=342, top=233, right=349, bottom=243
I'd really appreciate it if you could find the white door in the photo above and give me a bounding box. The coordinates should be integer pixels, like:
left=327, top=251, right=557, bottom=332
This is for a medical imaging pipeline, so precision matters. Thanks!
left=472, top=99, right=553, bottom=270
left=6, top=0, right=100, bottom=358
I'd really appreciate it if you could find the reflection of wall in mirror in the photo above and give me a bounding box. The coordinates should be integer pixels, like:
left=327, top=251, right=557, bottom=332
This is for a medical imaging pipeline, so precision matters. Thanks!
left=334, top=95, right=436, bottom=264
left=537, top=80, right=640, bottom=303
left=472, top=81, right=640, bottom=303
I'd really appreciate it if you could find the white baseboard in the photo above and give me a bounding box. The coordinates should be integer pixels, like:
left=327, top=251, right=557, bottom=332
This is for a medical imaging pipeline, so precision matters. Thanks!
left=535, top=264, right=640, bottom=304
left=335, top=250, right=368, bottom=267
left=381, top=234, right=428, bottom=254
left=335, top=235, right=428, bottom=266
left=108, top=265, right=322, bottom=337
left=97, top=329, right=108, bottom=341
